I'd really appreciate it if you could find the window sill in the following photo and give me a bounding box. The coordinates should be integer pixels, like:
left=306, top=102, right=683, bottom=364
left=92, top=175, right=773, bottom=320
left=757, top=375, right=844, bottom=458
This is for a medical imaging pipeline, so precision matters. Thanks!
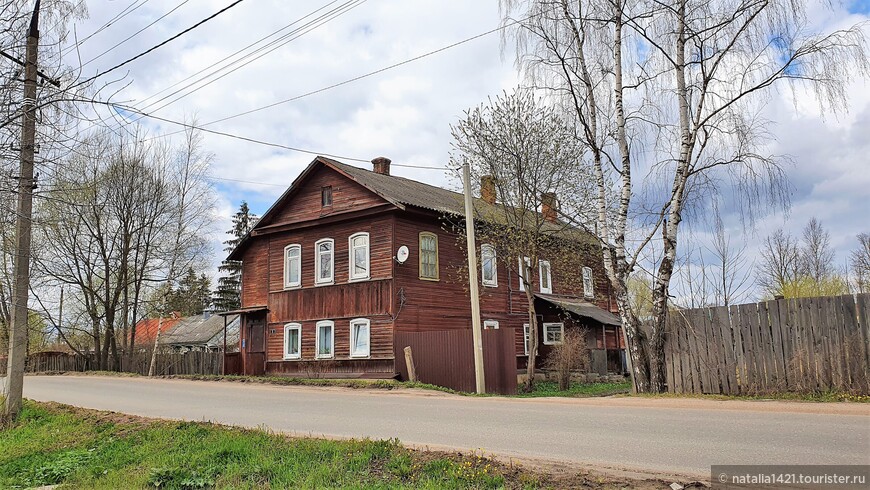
left=283, top=284, right=301, bottom=291
left=418, top=276, right=440, bottom=282
left=282, top=356, right=301, bottom=361
left=314, top=281, right=334, bottom=287
left=315, top=355, right=334, bottom=360
left=482, top=282, right=498, bottom=288
left=348, top=276, right=370, bottom=283
left=540, top=289, right=552, bottom=294
left=349, top=354, right=370, bottom=359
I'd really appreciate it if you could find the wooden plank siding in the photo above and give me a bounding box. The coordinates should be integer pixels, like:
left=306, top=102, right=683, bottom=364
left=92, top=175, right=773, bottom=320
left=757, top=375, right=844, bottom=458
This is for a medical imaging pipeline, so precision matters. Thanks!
left=258, top=166, right=391, bottom=227
left=236, top=161, right=619, bottom=378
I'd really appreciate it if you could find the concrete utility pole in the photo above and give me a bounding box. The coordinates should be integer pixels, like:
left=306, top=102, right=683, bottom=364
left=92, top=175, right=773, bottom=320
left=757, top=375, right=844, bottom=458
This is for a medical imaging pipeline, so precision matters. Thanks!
left=3, top=0, right=40, bottom=421
left=462, top=161, right=486, bottom=394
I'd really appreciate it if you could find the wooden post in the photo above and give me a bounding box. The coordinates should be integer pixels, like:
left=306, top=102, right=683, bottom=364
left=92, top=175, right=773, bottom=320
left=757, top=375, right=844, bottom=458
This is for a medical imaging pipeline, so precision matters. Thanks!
left=462, top=161, right=486, bottom=393
left=403, top=346, right=417, bottom=382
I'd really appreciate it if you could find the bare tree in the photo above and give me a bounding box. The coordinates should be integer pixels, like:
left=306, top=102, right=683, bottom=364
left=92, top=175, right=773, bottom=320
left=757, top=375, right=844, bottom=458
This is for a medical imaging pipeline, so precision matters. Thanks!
left=707, top=212, right=752, bottom=308
left=500, top=0, right=868, bottom=391
left=800, top=217, right=836, bottom=286
left=757, top=228, right=801, bottom=298
left=851, top=233, right=870, bottom=294
left=450, top=89, right=595, bottom=391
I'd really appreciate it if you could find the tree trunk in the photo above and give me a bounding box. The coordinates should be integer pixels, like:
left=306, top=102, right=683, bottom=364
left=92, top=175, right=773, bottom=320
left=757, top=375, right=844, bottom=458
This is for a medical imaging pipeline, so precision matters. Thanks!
left=523, top=280, right=540, bottom=392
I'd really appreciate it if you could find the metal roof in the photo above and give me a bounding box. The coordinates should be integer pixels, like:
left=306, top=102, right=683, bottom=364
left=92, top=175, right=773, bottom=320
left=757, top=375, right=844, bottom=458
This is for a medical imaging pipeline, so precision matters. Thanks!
left=227, top=156, right=593, bottom=260
left=162, top=314, right=239, bottom=346
left=535, top=294, right=621, bottom=326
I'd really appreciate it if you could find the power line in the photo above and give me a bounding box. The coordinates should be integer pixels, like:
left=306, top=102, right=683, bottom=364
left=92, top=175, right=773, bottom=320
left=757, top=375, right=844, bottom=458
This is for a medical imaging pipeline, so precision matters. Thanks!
left=132, top=0, right=344, bottom=109
left=80, top=0, right=192, bottom=68
left=151, top=11, right=530, bottom=139
left=62, top=0, right=152, bottom=57
left=132, top=0, right=364, bottom=120
left=73, top=0, right=248, bottom=89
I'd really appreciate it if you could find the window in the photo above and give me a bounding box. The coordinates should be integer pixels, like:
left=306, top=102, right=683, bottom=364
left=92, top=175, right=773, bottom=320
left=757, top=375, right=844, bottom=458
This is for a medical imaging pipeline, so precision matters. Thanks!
left=321, top=186, right=333, bottom=207
left=483, top=319, right=499, bottom=330
left=315, top=238, right=334, bottom=285
left=481, top=244, right=497, bottom=287
left=348, top=232, right=370, bottom=281
left=582, top=266, right=594, bottom=298
left=523, top=323, right=530, bottom=355
left=283, top=323, right=301, bottom=359
left=539, top=260, right=552, bottom=294
left=419, top=232, right=439, bottom=280
left=283, top=244, right=301, bottom=289
left=349, top=318, right=370, bottom=357
left=316, top=320, right=334, bottom=358
left=543, top=322, right=564, bottom=345
left=518, top=257, right=531, bottom=291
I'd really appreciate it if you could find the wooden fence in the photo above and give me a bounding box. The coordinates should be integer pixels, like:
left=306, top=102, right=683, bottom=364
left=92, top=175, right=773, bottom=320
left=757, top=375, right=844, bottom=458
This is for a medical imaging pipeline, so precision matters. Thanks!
left=0, top=350, right=225, bottom=377
left=665, top=293, right=870, bottom=395
left=394, top=328, right=518, bottom=394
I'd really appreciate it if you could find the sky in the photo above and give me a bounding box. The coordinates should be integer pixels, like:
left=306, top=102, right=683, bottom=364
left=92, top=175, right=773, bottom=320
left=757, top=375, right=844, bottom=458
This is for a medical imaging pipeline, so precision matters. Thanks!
left=60, top=0, right=869, bottom=299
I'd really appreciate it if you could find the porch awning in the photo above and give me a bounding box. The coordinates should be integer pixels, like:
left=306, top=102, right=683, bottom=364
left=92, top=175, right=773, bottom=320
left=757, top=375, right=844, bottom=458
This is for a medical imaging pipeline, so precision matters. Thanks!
left=216, top=305, right=268, bottom=316
left=534, top=294, right=621, bottom=326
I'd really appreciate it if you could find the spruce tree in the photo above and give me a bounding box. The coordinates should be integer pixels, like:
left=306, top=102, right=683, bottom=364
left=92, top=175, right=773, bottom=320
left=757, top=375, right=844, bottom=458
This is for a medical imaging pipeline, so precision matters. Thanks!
left=213, top=202, right=258, bottom=311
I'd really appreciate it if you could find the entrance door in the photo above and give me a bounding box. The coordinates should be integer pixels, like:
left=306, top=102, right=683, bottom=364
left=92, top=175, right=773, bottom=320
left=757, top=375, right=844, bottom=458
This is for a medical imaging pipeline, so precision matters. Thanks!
left=244, top=314, right=266, bottom=376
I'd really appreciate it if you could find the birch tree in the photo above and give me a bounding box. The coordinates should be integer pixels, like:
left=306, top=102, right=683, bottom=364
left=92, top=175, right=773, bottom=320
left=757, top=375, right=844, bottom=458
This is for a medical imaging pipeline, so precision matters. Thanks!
left=501, top=0, right=868, bottom=391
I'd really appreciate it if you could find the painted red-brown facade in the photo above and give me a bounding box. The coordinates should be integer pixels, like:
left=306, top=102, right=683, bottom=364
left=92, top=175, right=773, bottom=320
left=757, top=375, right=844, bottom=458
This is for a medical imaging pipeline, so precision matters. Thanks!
left=229, top=157, right=623, bottom=378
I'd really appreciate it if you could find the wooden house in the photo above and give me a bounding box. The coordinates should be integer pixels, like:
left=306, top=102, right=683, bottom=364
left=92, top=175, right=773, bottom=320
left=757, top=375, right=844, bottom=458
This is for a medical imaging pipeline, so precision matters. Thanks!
left=223, top=156, right=624, bottom=378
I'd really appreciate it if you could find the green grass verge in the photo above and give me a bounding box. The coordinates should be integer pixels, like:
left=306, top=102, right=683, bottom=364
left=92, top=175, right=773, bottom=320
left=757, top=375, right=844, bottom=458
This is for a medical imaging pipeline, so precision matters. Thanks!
left=512, top=381, right=632, bottom=398
left=626, top=390, right=870, bottom=403
left=0, top=402, right=532, bottom=489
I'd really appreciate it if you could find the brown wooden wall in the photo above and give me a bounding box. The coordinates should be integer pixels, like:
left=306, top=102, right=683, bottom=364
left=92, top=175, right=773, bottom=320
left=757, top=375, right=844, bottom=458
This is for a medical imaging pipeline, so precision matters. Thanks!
left=241, top=239, right=269, bottom=306
left=260, top=165, right=389, bottom=227
left=264, top=316, right=395, bottom=362
left=264, top=216, right=394, bottom=292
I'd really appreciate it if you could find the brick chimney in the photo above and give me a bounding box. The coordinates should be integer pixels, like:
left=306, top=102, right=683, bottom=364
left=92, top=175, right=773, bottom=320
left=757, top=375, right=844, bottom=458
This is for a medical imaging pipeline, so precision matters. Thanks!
left=541, top=192, right=558, bottom=223
left=480, top=175, right=496, bottom=204
left=372, top=157, right=391, bottom=175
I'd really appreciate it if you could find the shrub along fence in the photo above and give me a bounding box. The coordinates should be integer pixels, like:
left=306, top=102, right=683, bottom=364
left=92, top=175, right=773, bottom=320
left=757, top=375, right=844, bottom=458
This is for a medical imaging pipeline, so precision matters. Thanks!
left=665, top=293, right=869, bottom=395
left=0, top=350, right=224, bottom=377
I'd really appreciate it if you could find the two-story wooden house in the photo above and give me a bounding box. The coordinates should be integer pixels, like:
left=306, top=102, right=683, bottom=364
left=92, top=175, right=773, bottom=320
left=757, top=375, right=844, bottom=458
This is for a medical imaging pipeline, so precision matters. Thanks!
left=223, top=156, right=624, bottom=378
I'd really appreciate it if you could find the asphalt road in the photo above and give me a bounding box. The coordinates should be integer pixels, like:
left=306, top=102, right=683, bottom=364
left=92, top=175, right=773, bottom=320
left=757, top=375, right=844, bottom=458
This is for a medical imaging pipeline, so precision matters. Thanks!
left=11, top=375, right=870, bottom=477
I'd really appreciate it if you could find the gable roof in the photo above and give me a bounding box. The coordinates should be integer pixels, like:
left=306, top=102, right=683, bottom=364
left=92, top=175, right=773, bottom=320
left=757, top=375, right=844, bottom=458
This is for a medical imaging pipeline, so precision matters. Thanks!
left=228, top=156, right=590, bottom=260
left=162, top=314, right=239, bottom=346
left=132, top=315, right=183, bottom=347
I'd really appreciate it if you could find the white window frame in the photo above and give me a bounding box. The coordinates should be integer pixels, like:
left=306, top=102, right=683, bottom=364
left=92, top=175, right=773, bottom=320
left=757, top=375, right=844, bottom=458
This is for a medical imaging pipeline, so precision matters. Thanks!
left=518, top=257, right=531, bottom=291
left=481, top=244, right=498, bottom=287
left=543, top=322, right=564, bottom=345
left=349, top=318, right=371, bottom=358
left=539, top=260, right=552, bottom=294
left=283, top=323, right=302, bottom=360
left=348, top=232, right=370, bottom=282
left=523, top=323, right=530, bottom=355
left=315, top=320, right=334, bottom=359
left=582, top=266, right=594, bottom=298
left=314, top=238, right=334, bottom=286
left=283, top=244, right=302, bottom=289
left=483, top=319, right=499, bottom=330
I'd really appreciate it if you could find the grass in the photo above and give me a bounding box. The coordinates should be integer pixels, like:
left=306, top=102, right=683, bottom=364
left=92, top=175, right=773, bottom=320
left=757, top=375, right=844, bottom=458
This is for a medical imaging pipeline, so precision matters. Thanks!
left=626, top=390, right=870, bottom=403
left=0, top=402, right=670, bottom=489
left=0, top=402, right=514, bottom=489
left=512, top=380, right=632, bottom=398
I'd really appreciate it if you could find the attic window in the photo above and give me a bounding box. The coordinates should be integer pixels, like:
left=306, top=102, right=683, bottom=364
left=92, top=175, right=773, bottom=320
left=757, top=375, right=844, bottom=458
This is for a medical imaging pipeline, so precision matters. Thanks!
left=321, top=186, right=333, bottom=207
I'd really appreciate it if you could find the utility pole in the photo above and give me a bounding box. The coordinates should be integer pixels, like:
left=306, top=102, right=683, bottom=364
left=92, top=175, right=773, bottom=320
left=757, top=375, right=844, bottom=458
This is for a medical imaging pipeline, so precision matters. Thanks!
left=3, top=0, right=40, bottom=421
left=462, top=161, right=485, bottom=394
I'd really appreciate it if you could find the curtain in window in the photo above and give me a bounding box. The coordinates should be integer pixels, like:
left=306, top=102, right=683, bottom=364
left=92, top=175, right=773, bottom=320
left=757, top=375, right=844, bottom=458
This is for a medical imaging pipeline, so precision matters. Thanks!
left=318, top=324, right=333, bottom=356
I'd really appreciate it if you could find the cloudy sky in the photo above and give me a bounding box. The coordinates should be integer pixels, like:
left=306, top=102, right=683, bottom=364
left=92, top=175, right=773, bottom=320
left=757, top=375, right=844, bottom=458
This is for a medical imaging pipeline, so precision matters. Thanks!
left=63, top=0, right=869, bottom=299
